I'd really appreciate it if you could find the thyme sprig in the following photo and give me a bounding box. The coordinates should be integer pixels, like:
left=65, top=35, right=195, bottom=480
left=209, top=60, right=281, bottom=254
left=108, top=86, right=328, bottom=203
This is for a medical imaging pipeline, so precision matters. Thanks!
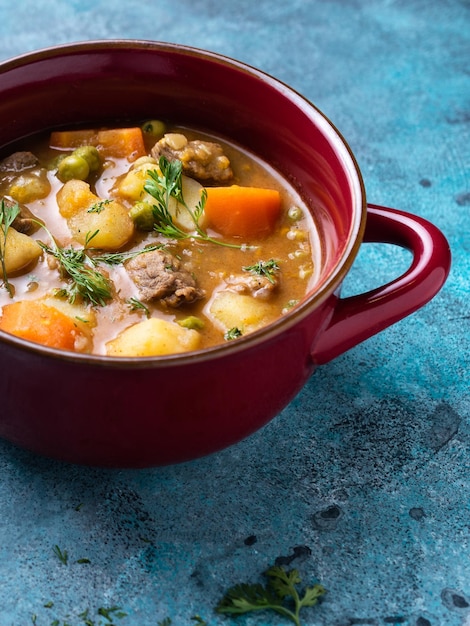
left=144, top=156, right=242, bottom=249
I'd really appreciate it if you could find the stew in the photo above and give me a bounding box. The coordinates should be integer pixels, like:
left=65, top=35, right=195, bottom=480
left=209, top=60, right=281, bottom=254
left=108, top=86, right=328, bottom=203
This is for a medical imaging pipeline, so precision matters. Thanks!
left=0, top=123, right=320, bottom=356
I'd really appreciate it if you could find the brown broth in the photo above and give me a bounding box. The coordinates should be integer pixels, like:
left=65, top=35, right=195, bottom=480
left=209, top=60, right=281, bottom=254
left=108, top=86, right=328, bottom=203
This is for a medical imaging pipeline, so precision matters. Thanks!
left=0, top=125, right=322, bottom=355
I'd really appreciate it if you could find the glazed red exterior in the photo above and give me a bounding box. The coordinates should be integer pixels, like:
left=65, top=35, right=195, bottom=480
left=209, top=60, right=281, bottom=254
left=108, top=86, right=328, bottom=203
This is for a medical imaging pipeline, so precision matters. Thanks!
left=0, top=42, right=451, bottom=466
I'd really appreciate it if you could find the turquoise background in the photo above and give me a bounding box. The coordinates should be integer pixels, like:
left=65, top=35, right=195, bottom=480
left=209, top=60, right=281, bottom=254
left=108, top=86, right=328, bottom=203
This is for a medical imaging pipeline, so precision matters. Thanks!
left=0, top=1, right=468, bottom=625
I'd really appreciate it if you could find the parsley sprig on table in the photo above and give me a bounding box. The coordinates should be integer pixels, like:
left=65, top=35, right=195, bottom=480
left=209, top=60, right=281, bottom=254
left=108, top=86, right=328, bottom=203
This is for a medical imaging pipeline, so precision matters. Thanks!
left=144, top=156, right=242, bottom=249
left=216, top=566, right=326, bottom=626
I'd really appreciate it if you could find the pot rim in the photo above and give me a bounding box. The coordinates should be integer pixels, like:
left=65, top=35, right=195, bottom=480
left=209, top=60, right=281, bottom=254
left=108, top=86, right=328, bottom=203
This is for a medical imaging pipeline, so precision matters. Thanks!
left=0, top=39, right=367, bottom=368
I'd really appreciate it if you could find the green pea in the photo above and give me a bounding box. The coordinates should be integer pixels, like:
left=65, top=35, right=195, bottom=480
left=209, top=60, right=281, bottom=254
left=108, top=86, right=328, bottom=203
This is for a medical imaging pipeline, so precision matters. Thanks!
left=73, top=146, right=101, bottom=172
left=57, top=154, right=90, bottom=182
left=141, top=120, right=166, bottom=138
left=129, top=201, right=155, bottom=231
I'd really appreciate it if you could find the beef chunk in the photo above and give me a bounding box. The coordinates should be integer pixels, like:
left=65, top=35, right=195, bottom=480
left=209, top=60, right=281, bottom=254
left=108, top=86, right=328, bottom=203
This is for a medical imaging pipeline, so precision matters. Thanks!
left=0, top=151, right=39, bottom=173
left=225, top=273, right=278, bottom=299
left=151, top=133, right=233, bottom=183
left=1, top=196, right=42, bottom=234
left=126, top=249, right=205, bottom=307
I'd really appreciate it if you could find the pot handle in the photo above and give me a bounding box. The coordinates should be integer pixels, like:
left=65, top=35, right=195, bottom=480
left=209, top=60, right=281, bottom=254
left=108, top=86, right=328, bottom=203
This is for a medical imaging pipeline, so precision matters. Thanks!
left=312, top=203, right=451, bottom=365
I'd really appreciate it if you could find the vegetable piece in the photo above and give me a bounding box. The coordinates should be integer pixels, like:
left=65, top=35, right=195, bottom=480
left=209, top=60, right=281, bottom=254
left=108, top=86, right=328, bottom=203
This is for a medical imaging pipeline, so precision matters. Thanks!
left=57, top=154, right=90, bottom=183
left=177, top=315, right=205, bottom=330
left=73, top=146, right=101, bottom=172
left=0, top=226, right=42, bottom=277
left=56, top=179, right=97, bottom=219
left=141, top=119, right=166, bottom=138
left=106, top=318, right=201, bottom=357
left=204, top=185, right=282, bottom=238
left=216, top=566, right=326, bottom=626
left=57, top=180, right=134, bottom=249
left=207, top=290, right=276, bottom=335
left=95, top=128, right=146, bottom=160
left=144, top=157, right=241, bottom=249
left=69, top=200, right=134, bottom=249
left=116, top=157, right=158, bottom=201
left=0, top=300, right=88, bottom=351
left=50, top=127, right=147, bottom=161
left=50, top=130, right=96, bottom=149
left=41, top=296, right=96, bottom=335
left=8, top=170, right=51, bottom=203
left=129, top=201, right=155, bottom=231
left=167, top=174, right=207, bottom=231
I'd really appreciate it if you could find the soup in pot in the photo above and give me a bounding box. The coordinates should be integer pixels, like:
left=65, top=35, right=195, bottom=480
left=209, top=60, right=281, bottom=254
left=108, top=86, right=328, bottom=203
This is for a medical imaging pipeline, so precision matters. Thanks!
left=0, top=122, right=321, bottom=356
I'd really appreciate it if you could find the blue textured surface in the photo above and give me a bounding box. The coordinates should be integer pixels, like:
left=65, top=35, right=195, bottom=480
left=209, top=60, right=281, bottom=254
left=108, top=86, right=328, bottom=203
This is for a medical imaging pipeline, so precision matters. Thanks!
left=0, top=1, right=468, bottom=625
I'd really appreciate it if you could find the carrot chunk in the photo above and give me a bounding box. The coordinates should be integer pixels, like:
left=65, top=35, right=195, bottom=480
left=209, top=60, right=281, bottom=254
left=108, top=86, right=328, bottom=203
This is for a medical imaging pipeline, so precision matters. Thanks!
left=95, top=128, right=146, bottom=160
left=50, top=128, right=146, bottom=161
left=50, top=130, right=96, bottom=149
left=0, top=300, right=81, bottom=351
left=204, top=185, right=282, bottom=239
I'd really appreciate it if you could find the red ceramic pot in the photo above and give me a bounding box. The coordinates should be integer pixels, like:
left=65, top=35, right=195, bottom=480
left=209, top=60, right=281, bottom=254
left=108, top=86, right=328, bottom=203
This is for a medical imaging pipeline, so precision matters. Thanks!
left=0, top=41, right=451, bottom=467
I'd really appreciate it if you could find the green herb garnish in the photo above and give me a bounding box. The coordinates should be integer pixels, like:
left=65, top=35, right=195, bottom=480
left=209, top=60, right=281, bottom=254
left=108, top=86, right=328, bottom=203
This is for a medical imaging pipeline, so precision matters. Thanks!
left=243, top=258, right=280, bottom=284
left=0, top=199, right=20, bottom=296
left=216, top=566, right=326, bottom=626
left=52, top=545, right=68, bottom=565
left=97, top=606, right=127, bottom=621
left=224, top=327, right=243, bottom=341
left=144, top=157, right=242, bottom=248
left=39, top=237, right=113, bottom=307
left=127, top=297, right=150, bottom=318
left=37, top=226, right=161, bottom=307
left=87, top=199, right=111, bottom=213
left=92, top=244, right=163, bottom=266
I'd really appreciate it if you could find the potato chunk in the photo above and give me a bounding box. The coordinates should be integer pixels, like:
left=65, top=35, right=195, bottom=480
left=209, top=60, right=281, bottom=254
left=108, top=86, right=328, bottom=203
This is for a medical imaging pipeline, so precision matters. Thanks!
left=57, top=179, right=134, bottom=249
left=106, top=318, right=201, bottom=357
left=56, top=179, right=96, bottom=218
left=207, top=290, right=276, bottom=335
left=0, top=226, right=42, bottom=275
left=115, top=157, right=158, bottom=201
left=68, top=200, right=134, bottom=249
left=167, top=175, right=207, bottom=231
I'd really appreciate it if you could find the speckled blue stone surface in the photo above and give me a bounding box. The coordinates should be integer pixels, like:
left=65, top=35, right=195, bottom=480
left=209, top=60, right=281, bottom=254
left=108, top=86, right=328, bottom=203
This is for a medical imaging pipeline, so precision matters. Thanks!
left=0, top=1, right=468, bottom=625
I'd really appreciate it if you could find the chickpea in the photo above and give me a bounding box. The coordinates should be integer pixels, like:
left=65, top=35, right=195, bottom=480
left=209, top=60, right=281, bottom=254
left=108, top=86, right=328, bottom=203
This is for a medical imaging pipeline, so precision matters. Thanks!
left=57, top=154, right=90, bottom=183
